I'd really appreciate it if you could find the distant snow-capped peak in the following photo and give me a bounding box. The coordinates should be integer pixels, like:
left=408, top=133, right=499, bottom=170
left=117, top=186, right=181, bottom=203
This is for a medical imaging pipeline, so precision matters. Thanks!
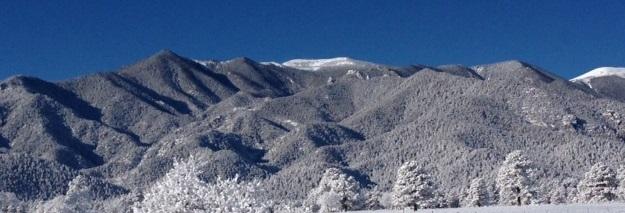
left=572, top=67, right=625, bottom=84
left=282, top=57, right=382, bottom=71
left=194, top=60, right=219, bottom=67
left=259, top=61, right=285, bottom=67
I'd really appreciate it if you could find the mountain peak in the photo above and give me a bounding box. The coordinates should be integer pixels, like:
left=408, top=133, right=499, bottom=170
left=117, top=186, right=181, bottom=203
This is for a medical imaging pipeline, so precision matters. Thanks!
left=0, top=75, right=46, bottom=89
left=489, top=60, right=533, bottom=69
left=282, top=57, right=383, bottom=71
left=146, top=49, right=184, bottom=62
left=227, top=57, right=259, bottom=65
left=475, top=60, right=562, bottom=82
left=120, top=50, right=190, bottom=77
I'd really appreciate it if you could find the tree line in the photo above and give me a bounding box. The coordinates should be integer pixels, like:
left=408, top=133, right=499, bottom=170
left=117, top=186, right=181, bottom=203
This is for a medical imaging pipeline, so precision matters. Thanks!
left=6, top=150, right=625, bottom=212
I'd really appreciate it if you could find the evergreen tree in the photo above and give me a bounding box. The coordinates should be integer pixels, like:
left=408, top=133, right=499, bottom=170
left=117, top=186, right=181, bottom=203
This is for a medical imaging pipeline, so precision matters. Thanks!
left=306, top=168, right=362, bottom=212
left=549, top=185, right=567, bottom=204
left=363, top=186, right=383, bottom=210
left=496, top=150, right=538, bottom=206
left=549, top=178, right=578, bottom=204
left=576, top=162, right=618, bottom=203
left=464, top=178, right=489, bottom=207
left=392, top=161, right=441, bottom=210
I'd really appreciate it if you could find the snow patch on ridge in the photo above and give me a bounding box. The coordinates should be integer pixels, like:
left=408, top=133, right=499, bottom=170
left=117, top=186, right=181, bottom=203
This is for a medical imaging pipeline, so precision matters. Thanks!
left=282, top=57, right=382, bottom=71
left=571, top=67, right=625, bottom=86
left=194, top=60, right=219, bottom=67
left=260, top=61, right=285, bottom=67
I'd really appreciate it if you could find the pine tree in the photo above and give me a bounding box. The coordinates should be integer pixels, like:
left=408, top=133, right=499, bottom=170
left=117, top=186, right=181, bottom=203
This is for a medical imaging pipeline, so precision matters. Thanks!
left=363, top=186, right=383, bottom=210
left=496, top=150, right=538, bottom=206
left=576, top=162, right=618, bottom=203
left=464, top=178, right=489, bottom=207
left=392, top=161, right=441, bottom=210
left=306, top=168, right=362, bottom=212
left=549, top=178, right=578, bottom=204
left=549, top=185, right=567, bottom=204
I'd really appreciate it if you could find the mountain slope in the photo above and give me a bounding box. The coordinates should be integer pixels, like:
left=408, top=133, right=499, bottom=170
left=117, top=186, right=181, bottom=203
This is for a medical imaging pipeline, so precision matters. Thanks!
left=1, top=51, right=625, bottom=204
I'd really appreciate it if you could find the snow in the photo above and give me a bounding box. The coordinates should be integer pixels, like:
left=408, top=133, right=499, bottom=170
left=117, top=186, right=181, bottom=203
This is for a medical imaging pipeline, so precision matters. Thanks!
left=133, top=156, right=272, bottom=212
left=283, top=119, right=299, bottom=127
left=282, top=57, right=382, bottom=71
left=193, top=60, right=219, bottom=67
left=327, top=77, right=335, bottom=84
left=571, top=67, right=625, bottom=86
left=260, top=61, right=285, bottom=67
left=352, top=203, right=625, bottom=213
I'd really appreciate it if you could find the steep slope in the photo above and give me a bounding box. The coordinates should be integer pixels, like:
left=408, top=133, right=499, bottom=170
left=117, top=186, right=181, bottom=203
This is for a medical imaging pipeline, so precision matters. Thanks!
left=0, top=76, right=141, bottom=170
left=210, top=57, right=325, bottom=97
left=0, top=77, right=142, bottom=199
left=260, top=61, right=625, bottom=199
left=0, top=154, right=77, bottom=200
left=61, top=72, right=192, bottom=145
left=118, top=50, right=239, bottom=110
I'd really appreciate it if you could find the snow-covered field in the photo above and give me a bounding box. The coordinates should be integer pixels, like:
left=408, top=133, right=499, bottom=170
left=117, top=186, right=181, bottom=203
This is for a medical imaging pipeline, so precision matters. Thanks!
left=354, top=203, right=625, bottom=213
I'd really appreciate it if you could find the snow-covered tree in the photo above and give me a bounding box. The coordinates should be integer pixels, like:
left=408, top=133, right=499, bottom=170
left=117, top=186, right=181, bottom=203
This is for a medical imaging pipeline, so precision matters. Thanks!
left=363, top=186, right=383, bottom=210
left=445, top=192, right=460, bottom=208
left=496, top=150, right=538, bottom=206
left=306, top=168, right=363, bottom=212
left=549, top=185, right=569, bottom=204
left=548, top=178, right=578, bottom=204
left=576, top=162, right=618, bottom=203
left=464, top=178, right=489, bottom=207
left=617, top=165, right=625, bottom=200
left=392, top=161, right=442, bottom=210
left=132, top=155, right=272, bottom=213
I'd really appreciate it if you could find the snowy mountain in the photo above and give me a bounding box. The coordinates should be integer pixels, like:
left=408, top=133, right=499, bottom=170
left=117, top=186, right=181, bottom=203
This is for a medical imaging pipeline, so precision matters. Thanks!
left=571, top=67, right=625, bottom=84
left=2, top=50, right=625, bottom=211
left=282, top=57, right=387, bottom=71
left=572, top=67, right=625, bottom=101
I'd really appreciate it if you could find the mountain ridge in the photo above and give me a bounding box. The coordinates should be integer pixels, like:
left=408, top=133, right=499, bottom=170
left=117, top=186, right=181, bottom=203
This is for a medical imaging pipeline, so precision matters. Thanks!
left=1, top=50, right=625, bottom=203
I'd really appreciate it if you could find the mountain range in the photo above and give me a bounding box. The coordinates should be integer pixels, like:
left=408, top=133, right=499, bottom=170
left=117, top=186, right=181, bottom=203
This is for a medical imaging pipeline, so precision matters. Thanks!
left=1, top=50, right=624, bottom=203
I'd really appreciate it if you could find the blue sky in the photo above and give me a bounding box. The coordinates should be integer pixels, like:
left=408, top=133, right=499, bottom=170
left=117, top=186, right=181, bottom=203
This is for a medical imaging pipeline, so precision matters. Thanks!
left=1, top=0, right=625, bottom=80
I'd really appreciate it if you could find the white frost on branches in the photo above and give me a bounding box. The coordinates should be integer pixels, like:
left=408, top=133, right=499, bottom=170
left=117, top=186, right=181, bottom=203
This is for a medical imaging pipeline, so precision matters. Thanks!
left=132, top=155, right=272, bottom=213
left=464, top=178, right=490, bottom=207
left=496, top=150, right=538, bottom=206
left=576, top=162, right=618, bottom=203
left=306, top=168, right=363, bottom=212
left=392, top=161, right=442, bottom=210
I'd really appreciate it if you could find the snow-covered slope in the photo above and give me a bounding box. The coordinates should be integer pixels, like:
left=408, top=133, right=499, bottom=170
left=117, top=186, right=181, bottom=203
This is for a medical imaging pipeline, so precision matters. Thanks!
left=571, top=67, right=625, bottom=101
left=259, top=61, right=284, bottom=67
left=193, top=59, right=219, bottom=67
left=282, top=57, right=384, bottom=71
left=571, top=67, right=625, bottom=84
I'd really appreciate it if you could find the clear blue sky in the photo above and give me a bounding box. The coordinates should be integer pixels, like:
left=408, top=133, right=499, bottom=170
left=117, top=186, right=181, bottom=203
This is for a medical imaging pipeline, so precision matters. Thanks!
left=1, top=0, right=625, bottom=81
